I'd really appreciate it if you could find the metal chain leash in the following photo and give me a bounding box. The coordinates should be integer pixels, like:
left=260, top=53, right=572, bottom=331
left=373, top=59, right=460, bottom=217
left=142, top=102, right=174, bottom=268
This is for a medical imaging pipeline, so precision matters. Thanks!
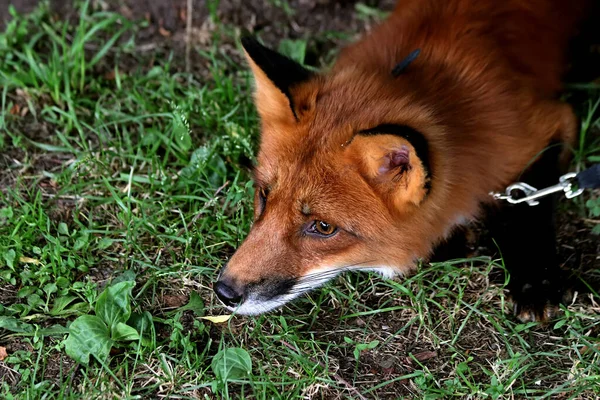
left=490, top=164, right=600, bottom=206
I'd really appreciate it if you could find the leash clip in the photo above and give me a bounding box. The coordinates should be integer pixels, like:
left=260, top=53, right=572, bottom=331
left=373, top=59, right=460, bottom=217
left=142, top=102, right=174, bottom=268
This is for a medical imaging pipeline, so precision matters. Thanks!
left=490, top=172, right=584, bottom=206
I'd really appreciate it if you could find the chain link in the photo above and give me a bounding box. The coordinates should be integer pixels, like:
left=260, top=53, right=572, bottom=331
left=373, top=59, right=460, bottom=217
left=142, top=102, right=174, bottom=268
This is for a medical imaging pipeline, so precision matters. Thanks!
left=490, top=172, right=584, bottom=206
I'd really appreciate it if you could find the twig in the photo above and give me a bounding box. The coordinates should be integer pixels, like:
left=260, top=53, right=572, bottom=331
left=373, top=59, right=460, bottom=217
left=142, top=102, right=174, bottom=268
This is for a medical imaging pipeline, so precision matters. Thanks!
left=185, top=0, right=193, bottom=73
left=582, top=218, right=600, bottom=224
left=280, top=340, right=369, bottom=400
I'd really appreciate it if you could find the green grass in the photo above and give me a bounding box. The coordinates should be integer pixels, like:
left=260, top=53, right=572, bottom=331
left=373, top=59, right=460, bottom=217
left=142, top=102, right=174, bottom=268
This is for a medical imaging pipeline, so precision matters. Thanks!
left=1, top=2, right=599, bottom=399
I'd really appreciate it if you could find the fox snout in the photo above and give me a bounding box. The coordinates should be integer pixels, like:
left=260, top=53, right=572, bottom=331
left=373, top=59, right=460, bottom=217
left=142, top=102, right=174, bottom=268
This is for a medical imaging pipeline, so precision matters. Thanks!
left=214, top=269, right=301, bottom=315
left=213, top=277, right=243, bottom=308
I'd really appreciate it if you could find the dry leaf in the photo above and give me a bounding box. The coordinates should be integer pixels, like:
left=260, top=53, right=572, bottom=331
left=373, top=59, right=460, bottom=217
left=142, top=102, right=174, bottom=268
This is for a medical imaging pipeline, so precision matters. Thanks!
left=158, top=26, right=172, bottom=37
left=413, top=351, right=438, bottom=362
left=582, top=345, right=600, bottom=354
left=119, top=5, right=133, bottom=19
left=103, top=70, right=116, bottom=80
left=19, top=256, right=41, bottom=265
left=200, top=315, right=232, bottom=323
left=162, top=294, right=188, bottom=308
left=0, top=347, right=7, bottom=361
left=9, top=104, right=21, bottom=115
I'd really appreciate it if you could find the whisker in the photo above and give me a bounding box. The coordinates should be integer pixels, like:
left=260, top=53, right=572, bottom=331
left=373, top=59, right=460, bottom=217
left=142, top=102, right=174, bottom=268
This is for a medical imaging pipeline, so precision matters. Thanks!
left=287, top=259, right=381, bottom=295
left=237, top=260, right=393, bottom=314
left=296, top=259, right=378, bottom=283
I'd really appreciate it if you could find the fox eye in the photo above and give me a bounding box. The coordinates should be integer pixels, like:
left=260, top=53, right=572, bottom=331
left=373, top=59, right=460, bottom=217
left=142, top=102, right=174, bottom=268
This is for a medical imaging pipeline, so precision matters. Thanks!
left=257, top=187, right=269, bottom=216
left=307, top=220, right=338, bottom=237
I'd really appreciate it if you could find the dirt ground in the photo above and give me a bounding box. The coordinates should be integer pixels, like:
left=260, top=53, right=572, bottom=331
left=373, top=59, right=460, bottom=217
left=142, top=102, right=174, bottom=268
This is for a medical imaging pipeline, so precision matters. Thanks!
left=1, top=0, right=396, bottom=34
left=1, top=0, right=396, bottom=74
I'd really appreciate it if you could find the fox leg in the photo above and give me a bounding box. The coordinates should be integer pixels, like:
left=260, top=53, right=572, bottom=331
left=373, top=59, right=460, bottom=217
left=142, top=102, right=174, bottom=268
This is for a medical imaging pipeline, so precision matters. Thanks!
left=486, top=102, right=578, bottom=322
left=486, top=142, right=573, bottom=322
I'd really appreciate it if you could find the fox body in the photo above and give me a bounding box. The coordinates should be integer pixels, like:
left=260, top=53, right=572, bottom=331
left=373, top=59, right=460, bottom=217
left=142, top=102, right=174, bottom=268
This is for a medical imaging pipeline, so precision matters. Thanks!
left=214, top=0, right=593, bottom=319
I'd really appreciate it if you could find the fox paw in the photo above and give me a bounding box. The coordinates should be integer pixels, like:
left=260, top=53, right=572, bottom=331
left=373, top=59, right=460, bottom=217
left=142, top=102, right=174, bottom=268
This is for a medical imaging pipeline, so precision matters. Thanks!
left=509, top=279, right=571, bottom=323
left=512, top=300, right=558, bottom=323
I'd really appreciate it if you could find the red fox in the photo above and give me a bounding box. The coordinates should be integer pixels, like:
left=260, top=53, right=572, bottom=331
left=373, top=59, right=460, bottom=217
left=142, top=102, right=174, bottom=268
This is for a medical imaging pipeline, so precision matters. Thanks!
left=214, top=0, right=595, bottom=321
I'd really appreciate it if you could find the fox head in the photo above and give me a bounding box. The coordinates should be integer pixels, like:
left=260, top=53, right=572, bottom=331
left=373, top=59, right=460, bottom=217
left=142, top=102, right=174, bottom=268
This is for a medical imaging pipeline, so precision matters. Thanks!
left=213, top=37, right=465, bottom=315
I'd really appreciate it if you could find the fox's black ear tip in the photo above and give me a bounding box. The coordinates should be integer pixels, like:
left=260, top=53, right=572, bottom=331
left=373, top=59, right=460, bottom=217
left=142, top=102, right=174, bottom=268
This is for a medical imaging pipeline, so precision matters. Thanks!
left=240, top=35, right=261, bottom=52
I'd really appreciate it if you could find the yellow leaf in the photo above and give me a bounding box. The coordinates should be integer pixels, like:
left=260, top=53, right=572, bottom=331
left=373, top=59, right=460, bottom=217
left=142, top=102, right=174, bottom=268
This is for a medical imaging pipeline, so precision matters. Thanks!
left=200, top=315, right=232, bottom=324
left=19, top=256, right=41, bottom=265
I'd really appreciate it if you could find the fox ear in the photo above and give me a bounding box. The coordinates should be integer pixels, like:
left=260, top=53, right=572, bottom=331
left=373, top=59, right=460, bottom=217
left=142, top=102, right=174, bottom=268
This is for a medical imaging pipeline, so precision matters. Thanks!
left=241, top=36, right=314, bottom=123
left=347, top=131, right=430, bottom=211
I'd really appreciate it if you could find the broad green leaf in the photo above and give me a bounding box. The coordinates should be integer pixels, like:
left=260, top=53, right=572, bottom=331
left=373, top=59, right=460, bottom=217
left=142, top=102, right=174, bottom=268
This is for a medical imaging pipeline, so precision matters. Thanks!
left=64, top=315, right=112, bottom=365
left=112, top=270, right=137, bottom=285
left=0, top=207, right=14, bottom=220
left=39, top=324, right=69, bottom=336
left=97, top=237, right=113, bottom=249
left=50, top=296, right=81, bottom=316
left=0, top=316, right=35, bottom=333
left=17, top=286, right=37, bottom=298
left=43, top=283, right=57, bottom=296
left=356, top=343, right=368, bottom=351
left=27, top=293, right=43, bottom=308
left=211, top=347, right=252, bottom=381
left=178, top=291, right=204, bottom=316
left=73, top=234, right=89, bottom=250
left=0, top=318, right=66, bottom=337
left=278, top=39, right=307, bottom=64
left=553, top=319, right=567, bottom=329
left=57, top=222, right=69, bottom=236
left=128, top=311, right=153, bottom=336
left=95, top=280, right=135, bottom=331
left=112, top=322, right=140, bottom=341
left=56, top=276, right=70, bottom=287
left=128, top=311, right=156, bottom=348
left=180, top=146, right=210, bottom=177
left=456, top=361, right=469, bottom=374
left=146, top=66, right=163, bottom=78
left=586, top=199, right=595, bottom=208
left=4, top=249, right=16, bottom=269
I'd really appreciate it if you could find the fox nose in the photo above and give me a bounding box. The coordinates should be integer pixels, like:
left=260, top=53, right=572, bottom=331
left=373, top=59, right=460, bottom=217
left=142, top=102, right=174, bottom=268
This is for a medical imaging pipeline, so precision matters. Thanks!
left=214, top=279, right=243, bottom=308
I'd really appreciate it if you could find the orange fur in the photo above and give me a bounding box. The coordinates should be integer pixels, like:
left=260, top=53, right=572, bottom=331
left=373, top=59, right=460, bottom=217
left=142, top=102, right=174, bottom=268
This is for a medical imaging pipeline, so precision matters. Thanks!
left=218, top=0, right=592, bottom=312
